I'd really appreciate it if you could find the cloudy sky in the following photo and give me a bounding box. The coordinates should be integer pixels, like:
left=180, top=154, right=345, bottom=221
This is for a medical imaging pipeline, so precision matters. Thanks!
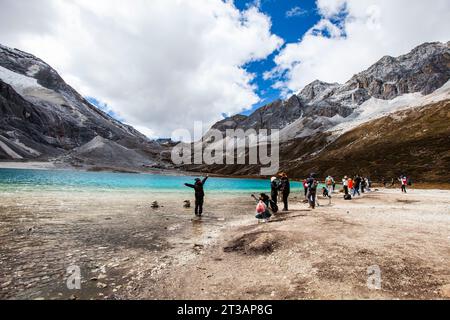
left=0, top=0, right=449, bottom=138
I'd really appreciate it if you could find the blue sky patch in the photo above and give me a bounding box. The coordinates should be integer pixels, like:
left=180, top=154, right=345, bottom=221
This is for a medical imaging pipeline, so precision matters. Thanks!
left=234, top=0, right=321, bottom=115
left=87, top=97, right=125, bottom=122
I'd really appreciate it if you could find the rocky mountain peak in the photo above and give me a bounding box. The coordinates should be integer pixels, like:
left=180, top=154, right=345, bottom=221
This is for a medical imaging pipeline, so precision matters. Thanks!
left=211, top=114, right=249, bottom=132
left=0, top=44, right=65, bottom=93
left=206, top=41, right=450, bottom=144
left=349, top=41, right=450, bottom=99
left=0, top=43, right=173, bottom=169
left=297, top=80, right=339, bottom=101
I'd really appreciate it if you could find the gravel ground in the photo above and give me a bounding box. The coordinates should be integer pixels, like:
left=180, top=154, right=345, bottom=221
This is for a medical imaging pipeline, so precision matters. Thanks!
left=141, top=189, right=450, bottom=300
left=0, top=188, right=449, bottom=300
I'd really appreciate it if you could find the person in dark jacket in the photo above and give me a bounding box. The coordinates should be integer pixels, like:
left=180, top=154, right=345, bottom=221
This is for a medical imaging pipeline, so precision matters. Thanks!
left=306, top=174, right=318, bottom=209
left=278, top=173, right=290, bottom=211
left=361, top=177, right=367, bottom=193
left=270, top=177, right=279, bottom=204
left=322, top=187, right=329, bottom=198
left=353, top=175, right=362, bottom=197
left=184, top=175, right=209, bottom=216
left=342, top=176, right=349, bottom=196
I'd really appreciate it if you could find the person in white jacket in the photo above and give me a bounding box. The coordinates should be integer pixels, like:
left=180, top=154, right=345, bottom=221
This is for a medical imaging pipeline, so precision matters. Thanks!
left=342, top=176, right=349, bottom=196
left=325, top=176, right=334, bottom=196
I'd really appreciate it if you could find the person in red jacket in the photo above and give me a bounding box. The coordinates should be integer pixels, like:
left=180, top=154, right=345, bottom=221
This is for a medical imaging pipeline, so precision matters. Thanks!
left=303, top=179, right=309, bottom=200
left=399, top=175, right=408, bottom=193
left=348, top=177, right=354, bottom=192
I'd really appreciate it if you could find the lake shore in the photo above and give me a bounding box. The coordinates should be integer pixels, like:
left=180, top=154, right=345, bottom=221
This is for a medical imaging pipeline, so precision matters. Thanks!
left=2, top=161, right=450, bottom=190
left=0, top=160, right=269, bottom=181
left=0, top=187, right=449, bottom=300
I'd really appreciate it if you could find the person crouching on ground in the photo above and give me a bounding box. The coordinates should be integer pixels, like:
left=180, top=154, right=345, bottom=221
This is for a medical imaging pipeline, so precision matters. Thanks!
left=279, top=173, right=291, bottom=211
left=253, top=193, right=272, bottom=223
left=184, top=174, right=209, bottom=217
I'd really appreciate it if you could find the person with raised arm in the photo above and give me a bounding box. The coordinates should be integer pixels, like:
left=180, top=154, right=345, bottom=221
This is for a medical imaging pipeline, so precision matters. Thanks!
left=184, top=174, right=209, bottom=217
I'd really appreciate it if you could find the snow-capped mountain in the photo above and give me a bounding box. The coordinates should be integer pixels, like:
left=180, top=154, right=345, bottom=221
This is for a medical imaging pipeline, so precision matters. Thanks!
left=1, top=41, right=449, bottom=180
left=213, top=42, right=450, bottom=141
left=0, top=44, right=170, bottom=170
left=188, top=42, right=450, bottom=181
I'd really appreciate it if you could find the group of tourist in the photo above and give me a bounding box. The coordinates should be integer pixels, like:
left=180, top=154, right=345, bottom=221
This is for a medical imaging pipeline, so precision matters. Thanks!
left=269, top=172, right=291, bottom=211
left=261, top=172, right=322, bottom=219
left=182, top=172, right=410, bottom=222
left=341, top=175, right=372, bottom=198
left=253, top=173, right=375, bottom=222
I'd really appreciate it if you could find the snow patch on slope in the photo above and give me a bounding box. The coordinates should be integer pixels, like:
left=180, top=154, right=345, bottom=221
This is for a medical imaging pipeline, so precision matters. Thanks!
left=279, top=115, right=339, bottom=142
left=0, top=138, right=23, bottom=159
left=22, top=87, right=67, bottom=106
left=0, top=135, right=42, bottom=158
left=0, top=65, right=40, bottom=95
left=10, top=139, right=41, bottom=156
left=0, top=65, right=68, bottom=106
left=27, top=64, right=41, bottom=77
left=0, top=65, right=92, bottom=126
left=278, top=80, right=450, bottom=142
left=329, top=80, right=450, bottom=135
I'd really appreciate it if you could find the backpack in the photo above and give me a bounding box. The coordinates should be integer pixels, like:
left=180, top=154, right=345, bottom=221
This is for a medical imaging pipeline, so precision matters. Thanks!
left=256, top=201, right=267, bottom=214
left=344, top=194, right=352, bottom=200
left=269, top=200, right=279, bottom=213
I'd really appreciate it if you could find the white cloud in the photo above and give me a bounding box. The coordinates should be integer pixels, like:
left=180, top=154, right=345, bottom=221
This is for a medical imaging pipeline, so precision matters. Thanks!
left=316, top=0, right=347, bottom=18
left=247, top=0, right=262, bottom=9
left=271, top=0, right=450, bottom=94
left=0, top=0, right=283, bottom=138
left=286, top=6, right=308, bottom=18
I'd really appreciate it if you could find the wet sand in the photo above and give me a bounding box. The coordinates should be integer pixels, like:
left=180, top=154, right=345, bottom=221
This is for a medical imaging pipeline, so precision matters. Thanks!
left=0, top=190, right=254, bottom=300
left=0, top=188, right=449, bottom=300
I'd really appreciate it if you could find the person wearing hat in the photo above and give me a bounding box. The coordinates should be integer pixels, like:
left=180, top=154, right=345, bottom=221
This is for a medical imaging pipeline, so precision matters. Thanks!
left=184, top=174, right=209, bottom=216
left=270, top=176, right=280, bottom=205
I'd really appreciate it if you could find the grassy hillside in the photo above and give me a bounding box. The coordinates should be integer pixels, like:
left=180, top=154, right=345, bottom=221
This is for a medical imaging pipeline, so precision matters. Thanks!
left=286, top=100, right=450, bottom=182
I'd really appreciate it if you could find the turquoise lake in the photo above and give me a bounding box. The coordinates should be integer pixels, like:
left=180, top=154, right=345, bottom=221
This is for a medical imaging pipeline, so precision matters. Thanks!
left=0, top=168, right=303, bottom=194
